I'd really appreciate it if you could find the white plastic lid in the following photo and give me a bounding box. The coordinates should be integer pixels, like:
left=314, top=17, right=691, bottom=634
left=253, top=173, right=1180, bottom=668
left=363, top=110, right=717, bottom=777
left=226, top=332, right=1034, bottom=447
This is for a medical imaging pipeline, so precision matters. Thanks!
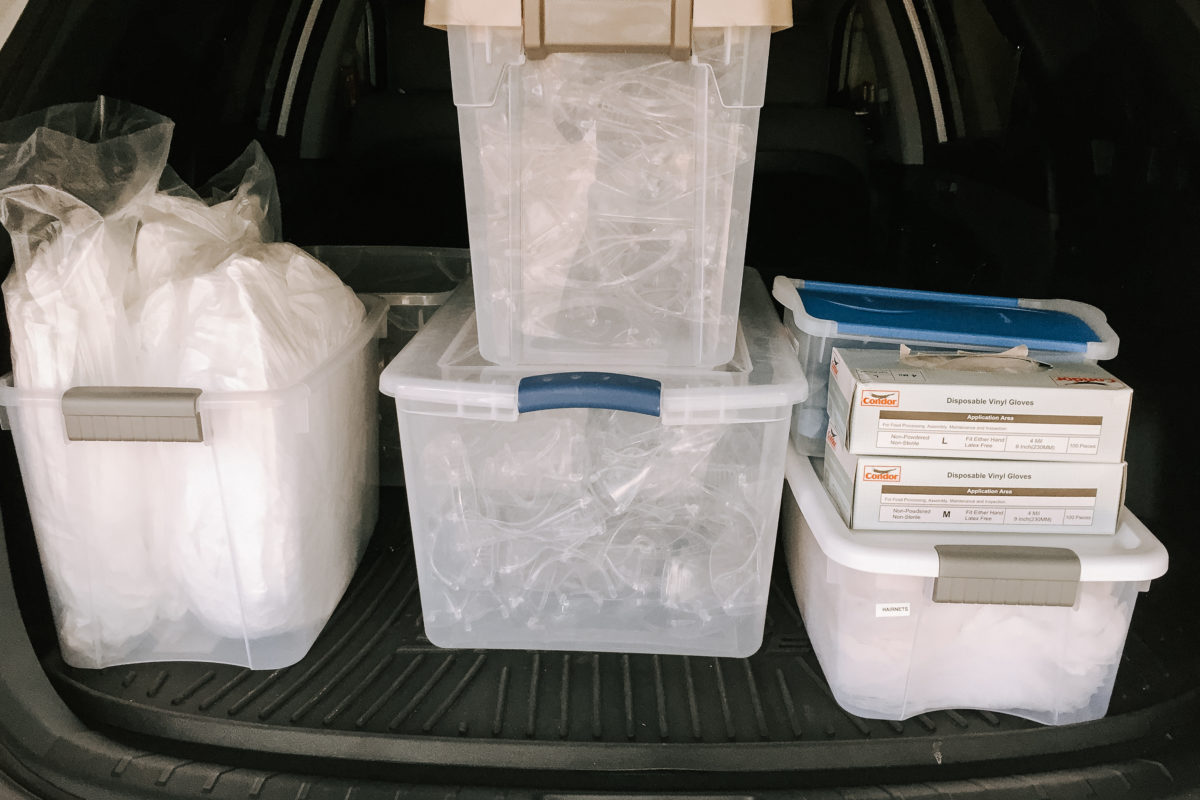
left=380, top=269, right=809, bottom=425
left=785, top=447, right=1168, bottom=583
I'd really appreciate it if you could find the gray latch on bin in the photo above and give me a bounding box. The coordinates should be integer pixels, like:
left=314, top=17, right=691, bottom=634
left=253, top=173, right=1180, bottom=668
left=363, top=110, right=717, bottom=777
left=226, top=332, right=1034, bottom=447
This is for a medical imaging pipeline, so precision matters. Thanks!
left=933, top=545, right=1081, bottom=607
left=523, top=0, right=693, bottom=60
left=62, top=387, right=204, bottom=443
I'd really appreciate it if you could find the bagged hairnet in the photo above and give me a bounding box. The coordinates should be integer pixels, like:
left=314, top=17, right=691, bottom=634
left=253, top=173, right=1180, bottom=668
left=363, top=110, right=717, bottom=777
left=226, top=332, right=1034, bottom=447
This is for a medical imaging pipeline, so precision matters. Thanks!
left=0, top=97, right=371, bottom=668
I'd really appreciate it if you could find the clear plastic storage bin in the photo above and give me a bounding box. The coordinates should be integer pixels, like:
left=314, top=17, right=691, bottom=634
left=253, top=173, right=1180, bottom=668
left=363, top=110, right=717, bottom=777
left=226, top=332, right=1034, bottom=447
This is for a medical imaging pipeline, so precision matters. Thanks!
left=782, top=449, right=1167, bottom=725
left=308, top=245, right=470, bottom=484
left=380, top=269, right=808, bottom=656
left=0, top=297, right=387, bottom=670
left=771, top=276, right=1120, bottom=456
left=434, top=0, right=789, bottom=366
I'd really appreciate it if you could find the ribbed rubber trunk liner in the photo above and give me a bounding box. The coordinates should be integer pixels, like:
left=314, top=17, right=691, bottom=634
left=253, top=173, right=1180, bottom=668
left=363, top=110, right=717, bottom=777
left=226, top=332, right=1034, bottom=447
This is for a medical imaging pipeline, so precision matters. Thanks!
left=39, top=490, right=1187, bottom=774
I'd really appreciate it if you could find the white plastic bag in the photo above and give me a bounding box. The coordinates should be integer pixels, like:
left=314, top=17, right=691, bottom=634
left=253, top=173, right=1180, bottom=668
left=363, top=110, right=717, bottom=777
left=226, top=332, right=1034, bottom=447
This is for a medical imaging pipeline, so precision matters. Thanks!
left=0, top=97, right=369, bottom=667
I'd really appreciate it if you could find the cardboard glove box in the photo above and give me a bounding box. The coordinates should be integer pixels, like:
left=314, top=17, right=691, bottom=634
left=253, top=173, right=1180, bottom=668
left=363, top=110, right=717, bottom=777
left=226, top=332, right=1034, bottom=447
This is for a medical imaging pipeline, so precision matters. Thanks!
left=827, top=347, right=1131, bottom=463
left=823, top=427, right=1126, bottom=534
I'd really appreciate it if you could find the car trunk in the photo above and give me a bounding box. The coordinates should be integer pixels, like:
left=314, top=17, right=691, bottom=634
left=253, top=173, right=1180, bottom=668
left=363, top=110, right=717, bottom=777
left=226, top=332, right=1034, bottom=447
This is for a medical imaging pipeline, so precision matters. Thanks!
left=1, top=0, right=1199, bottom=797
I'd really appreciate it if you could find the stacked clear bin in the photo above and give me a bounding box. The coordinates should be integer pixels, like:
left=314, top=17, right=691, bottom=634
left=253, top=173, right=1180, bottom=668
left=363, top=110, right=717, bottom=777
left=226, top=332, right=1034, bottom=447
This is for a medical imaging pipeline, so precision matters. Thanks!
left=771, top=277, right=1122, bottom=455
left=0, top=298, right=387, bottom=670
left=309, top=245, right=470, bottom=485
left=443, top=1, right=777, bottom=366
left=395, top=2, right=800, bottom=656
left=781, top=452, right=1168, bottom=725
left=771, top=277, right=1170, bottom=724
left=381, top=271, right=808, bottom=656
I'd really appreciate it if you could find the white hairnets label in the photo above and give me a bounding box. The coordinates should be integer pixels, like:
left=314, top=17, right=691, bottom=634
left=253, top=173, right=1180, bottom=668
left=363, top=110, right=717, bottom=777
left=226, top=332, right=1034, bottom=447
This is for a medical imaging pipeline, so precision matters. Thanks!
left=876, top=602, right=911, bottom=618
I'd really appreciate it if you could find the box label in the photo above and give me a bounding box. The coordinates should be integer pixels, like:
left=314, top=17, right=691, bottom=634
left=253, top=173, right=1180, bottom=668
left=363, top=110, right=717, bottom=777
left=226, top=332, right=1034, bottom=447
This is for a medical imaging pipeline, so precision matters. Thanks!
left=876, top=602, right=911, bottom=618
left=860, top=388, right=901, bottom=407
left=875, top=410, right=1104, bottom=456
left=877, top=485, right=1098, bottom=526
left=1052, top=376, right=1125, bottom=387
left=863, top=465, right=902, bottom=482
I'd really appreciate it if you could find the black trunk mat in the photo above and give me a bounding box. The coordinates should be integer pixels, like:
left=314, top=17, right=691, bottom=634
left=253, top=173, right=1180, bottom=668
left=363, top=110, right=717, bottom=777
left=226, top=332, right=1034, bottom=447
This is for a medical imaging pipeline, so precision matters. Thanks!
left=38, top=490, right=1192, bottom=779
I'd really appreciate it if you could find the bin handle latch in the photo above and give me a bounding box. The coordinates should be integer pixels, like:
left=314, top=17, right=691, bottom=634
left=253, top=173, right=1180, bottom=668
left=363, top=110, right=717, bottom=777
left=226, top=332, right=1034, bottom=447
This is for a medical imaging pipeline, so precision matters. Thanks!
left=517, top=372, right=662, bottom=417
left=933, top=545, right=1081, bottom=607
left=62, top=387, right=204, bottom=443
left=522, top=0, right=694, bottom=60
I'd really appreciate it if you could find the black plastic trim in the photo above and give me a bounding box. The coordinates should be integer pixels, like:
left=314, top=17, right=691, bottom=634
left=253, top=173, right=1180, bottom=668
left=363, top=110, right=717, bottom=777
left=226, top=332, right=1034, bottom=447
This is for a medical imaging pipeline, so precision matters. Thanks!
left=28, top=498, right=1200, bottom=792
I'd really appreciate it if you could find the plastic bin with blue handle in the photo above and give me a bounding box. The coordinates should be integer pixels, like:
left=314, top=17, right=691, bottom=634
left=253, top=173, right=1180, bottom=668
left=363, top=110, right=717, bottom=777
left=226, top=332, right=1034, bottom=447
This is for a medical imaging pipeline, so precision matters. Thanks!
left=380, top=269, right=808, bottom=657
left=771, top=276, right=1120, bottom=456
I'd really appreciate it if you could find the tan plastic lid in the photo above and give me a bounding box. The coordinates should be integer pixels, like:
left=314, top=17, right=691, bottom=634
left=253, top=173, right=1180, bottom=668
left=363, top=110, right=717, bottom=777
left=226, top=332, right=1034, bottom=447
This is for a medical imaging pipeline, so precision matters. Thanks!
left=425, top=0, right=793, bottom=53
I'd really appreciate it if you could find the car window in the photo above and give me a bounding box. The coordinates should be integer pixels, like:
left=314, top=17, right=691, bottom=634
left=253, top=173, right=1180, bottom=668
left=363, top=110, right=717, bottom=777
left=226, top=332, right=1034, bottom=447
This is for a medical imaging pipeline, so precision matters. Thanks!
left=831, top=4, right=891, bottom=155
left=0, top=0, right=28, bottom=53
left=924, top=0, right=1021, bottom=140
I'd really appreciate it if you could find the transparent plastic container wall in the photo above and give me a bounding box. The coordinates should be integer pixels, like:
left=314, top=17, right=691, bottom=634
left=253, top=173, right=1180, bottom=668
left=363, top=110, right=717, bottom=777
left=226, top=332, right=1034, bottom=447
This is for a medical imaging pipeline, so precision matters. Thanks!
left=448, top=23, right=773, bottom=366
left=381, top=270, right=808, bottom=656
left=781, top=452, right=1168, bottom=725
left=0, top=298, right=386, bottom=670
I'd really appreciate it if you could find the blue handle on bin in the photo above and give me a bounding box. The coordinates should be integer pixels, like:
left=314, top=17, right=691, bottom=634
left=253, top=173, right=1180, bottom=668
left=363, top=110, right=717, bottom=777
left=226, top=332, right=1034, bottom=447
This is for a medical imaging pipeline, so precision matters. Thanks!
left=517, top=372, right=662, bottom=417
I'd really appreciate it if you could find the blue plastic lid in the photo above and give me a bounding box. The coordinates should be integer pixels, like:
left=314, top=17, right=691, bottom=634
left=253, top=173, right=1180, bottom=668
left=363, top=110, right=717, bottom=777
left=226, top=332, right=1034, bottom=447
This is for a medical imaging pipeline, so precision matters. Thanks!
left=797, top=280, right=1101, bottom=353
